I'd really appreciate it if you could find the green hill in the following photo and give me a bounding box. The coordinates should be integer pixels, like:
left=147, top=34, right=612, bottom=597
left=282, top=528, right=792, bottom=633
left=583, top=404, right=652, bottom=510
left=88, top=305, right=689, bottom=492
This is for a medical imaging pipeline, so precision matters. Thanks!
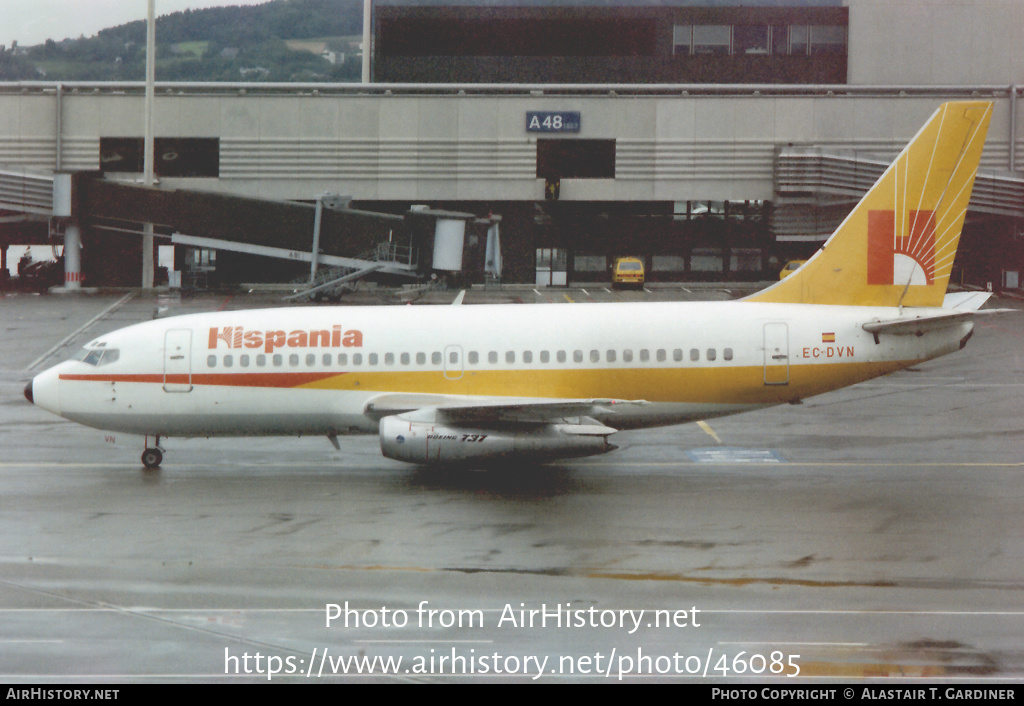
left=1, top=0, right=365, bottom=82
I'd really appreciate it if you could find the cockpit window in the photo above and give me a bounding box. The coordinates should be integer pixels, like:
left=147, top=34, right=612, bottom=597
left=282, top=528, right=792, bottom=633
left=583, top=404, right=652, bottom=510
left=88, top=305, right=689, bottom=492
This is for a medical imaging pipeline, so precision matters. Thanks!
left=74, top=348, right=119, bottom=366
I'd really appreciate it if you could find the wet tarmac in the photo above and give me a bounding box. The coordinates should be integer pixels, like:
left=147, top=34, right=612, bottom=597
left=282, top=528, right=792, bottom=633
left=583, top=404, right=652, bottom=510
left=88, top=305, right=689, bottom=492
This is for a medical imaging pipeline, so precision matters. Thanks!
left=1, top=285, right=1023, bottom=682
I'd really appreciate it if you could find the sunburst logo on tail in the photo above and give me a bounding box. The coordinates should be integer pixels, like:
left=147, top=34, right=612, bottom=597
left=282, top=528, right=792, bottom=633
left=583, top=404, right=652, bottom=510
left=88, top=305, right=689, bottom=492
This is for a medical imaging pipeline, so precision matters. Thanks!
left=867, top=209, right=936, bottom=286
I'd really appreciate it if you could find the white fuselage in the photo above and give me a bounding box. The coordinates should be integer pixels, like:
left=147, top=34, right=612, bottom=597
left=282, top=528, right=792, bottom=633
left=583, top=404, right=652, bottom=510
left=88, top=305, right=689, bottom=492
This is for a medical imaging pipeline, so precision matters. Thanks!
left=29, top=300, right=971, bottom=441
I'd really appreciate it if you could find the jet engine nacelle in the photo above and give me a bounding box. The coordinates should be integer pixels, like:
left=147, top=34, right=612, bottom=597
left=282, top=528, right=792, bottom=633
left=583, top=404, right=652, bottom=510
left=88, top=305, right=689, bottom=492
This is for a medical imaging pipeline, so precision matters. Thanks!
left=379, top=415, right=617, bottom=465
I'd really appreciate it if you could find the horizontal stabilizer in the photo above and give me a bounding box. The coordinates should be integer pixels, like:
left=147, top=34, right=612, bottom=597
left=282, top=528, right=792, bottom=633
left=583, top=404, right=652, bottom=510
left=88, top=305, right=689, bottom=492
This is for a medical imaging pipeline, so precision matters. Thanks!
left=862, top=306, right=1015, bottom=337
left=941, top=291, right=993, bottom=311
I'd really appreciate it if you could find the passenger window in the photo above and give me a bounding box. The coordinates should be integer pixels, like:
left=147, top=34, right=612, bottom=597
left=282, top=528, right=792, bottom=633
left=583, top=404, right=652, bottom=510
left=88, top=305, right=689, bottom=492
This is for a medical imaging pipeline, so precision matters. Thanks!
left=416, top=352, right=426, bottom=365
left=606, top=350, right=616, bottom=363
left=468, top=351, right=479, bottom=365
left=369, top=353, right=379, bottom=366
left=307, top=354, right=316, bottom=366
left=273, top=354, right=283, bottom=367
left=724, top=348, right=733, bottom=361
left=590, top=350, right=600, bottom=363
left=240, top=355, right=250, bottom=368
left=352, top=353, right=362, bottom=365
left=257, top=354, right=266, bottom=367
left=338, top=353, right=347, bottom=366
left=385, top=352, right=395, bottom=365
left=323, top=354, right=331, bottom=366
left=289, top=354, right=299, bottom=367
left=506, top=351, right=516, bottom=364
left=224, top=355, right=233, bottom=368
left=673, top=349, right=683, bottom=362
left=623, top=350, right=633, bottom=363
left=432, top=352, right=442, bottom=365
left=640, top=349, right=650, bottom=362
left=401, top=353, right=410, bottom=365
left=573, top=350, right=583, bottom=363
left=657, top=349, right=666, bottom=362
left=540, top=350, right=550, bottom=363
left=557, top=350, right=567, bottom=363
left=707, top=348, right=716, bottom=361
left=523, top=351, right=533, bottom=364
left=449, top=351, right=458, bottom=364
left=207, top=355, right=216, bottom=368
left=690, top=349, right=700, bottom=362
left=488, top=351, right=498, bottom=364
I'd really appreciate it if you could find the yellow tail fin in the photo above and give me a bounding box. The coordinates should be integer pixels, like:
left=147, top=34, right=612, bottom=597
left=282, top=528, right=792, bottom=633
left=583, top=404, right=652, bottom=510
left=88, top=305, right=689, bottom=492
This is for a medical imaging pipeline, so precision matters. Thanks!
left=748, top=101, right=993, bottom=307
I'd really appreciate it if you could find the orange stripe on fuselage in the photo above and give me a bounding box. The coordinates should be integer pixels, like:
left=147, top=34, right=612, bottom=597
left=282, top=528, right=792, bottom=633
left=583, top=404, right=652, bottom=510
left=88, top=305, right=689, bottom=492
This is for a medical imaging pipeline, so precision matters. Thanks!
left=59, top=372, right=344, bottom=388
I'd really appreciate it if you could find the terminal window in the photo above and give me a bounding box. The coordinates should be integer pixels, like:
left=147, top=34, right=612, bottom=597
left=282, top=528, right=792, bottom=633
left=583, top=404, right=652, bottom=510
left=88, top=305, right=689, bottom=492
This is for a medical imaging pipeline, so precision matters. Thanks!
left=675, top=23, right=845, bottom=57
left=692, top=25, right=731, bottom=55
left=536, top=139, right=616, bottom=179
left=809, top=25, right=847, bottom=54
left=789, top=25, right=809, bottom=54
left=672, top=25, right=692, bottom=55
left=99, top=137, right=220, bottom=177
left=734, top=25, right=769, bottom=54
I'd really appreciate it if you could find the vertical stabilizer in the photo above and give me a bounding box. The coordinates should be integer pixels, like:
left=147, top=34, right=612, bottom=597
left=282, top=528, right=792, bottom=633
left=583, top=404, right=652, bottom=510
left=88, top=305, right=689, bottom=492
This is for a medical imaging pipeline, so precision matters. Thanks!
left=748, top=101, right=992, bottom=307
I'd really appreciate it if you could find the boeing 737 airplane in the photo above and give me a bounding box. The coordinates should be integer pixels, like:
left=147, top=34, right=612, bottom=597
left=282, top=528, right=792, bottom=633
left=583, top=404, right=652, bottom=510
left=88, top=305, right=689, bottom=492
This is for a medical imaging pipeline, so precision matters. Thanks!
left=24, top=101, right=1008, bottom=468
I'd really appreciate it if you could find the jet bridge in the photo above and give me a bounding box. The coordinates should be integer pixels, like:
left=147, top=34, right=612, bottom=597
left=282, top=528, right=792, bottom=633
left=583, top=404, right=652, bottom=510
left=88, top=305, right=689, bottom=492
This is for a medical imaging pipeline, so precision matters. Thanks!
left=33, top=174, right=486, bottom=290
left=171, top=231, right=420, bottom=299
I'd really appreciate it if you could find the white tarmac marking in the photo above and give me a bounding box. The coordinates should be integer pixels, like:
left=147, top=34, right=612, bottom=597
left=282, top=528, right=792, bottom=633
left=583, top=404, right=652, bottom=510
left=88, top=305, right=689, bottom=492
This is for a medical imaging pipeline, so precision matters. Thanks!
left=696, top=420, right=722, bottom=444
left=27, top=293, right=136, bottom=371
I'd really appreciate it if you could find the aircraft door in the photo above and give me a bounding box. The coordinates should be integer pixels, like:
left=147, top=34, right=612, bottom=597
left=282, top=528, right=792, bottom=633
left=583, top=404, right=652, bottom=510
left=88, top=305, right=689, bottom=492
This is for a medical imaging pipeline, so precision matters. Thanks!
left=763, top=322, right=790, bottom=385
left=163, top=329, right=193, bottom=392
left=443, top=345, right=464, bottom=380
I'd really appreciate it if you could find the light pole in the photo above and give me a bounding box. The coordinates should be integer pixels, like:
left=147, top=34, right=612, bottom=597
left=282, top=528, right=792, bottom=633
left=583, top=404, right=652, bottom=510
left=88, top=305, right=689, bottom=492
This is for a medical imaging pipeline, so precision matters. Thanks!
left=142, top=0, right=156, bottom=288
left=362, top=0, right=371, bottom=84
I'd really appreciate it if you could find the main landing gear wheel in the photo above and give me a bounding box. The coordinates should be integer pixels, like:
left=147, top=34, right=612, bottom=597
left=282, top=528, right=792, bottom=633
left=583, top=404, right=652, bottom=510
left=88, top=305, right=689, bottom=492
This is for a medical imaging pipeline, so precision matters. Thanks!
left=141, top=435, right=164, bottom=469
left=141, top=447, right=163, bottom=469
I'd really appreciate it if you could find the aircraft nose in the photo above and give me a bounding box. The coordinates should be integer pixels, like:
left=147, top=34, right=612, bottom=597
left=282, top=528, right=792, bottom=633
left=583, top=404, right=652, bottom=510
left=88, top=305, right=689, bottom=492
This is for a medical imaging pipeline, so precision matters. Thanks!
left=27, top=367, right=60, bottom=415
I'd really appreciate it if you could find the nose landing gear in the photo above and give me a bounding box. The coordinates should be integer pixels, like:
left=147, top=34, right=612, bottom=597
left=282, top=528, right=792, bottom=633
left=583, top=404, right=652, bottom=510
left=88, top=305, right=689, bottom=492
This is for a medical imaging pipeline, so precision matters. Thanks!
left=142, top=435, right=164, bottom=469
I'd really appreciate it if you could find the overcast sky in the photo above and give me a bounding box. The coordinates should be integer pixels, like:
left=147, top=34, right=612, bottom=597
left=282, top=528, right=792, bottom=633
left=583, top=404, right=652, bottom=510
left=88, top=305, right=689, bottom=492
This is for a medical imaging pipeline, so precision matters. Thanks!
left=2, top=0, right=270, bottom=47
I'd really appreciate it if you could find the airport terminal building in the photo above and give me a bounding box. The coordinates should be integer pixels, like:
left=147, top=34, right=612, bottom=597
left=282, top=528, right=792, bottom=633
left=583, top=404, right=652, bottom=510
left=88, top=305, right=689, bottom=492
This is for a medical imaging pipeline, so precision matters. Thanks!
left=0, top=0, right=1022, bottom=290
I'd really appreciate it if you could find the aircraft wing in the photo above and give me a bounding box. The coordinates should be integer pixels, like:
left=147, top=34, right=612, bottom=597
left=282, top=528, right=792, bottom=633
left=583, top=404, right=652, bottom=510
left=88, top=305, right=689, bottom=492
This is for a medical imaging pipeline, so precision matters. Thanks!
left=364, top=394, right=648, bottom=424
left=372, top=394, right=641, bottom=463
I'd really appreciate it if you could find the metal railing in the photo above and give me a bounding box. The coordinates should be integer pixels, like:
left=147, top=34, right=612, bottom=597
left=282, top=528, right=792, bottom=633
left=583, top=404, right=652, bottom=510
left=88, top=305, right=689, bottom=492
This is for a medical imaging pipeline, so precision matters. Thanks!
left=0, top=81, right=1020, bottom=99
left=287, top=241, right=419, bottom=302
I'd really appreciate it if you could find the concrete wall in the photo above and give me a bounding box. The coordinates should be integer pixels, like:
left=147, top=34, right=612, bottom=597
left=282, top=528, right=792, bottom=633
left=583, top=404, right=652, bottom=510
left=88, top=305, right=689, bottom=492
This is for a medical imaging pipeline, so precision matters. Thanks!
left=2, top=0, right=1022, bottom=207
left=847, top=0, right=1024, bottom=85
left=0, top=89, right=1018, bottom=207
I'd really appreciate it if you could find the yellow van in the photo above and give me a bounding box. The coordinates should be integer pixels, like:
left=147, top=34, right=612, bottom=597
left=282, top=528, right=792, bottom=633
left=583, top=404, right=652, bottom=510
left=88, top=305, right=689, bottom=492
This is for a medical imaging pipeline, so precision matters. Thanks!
left=612, top=257, right=645, bottom=289
left=779, top=260, right=806, bottom=280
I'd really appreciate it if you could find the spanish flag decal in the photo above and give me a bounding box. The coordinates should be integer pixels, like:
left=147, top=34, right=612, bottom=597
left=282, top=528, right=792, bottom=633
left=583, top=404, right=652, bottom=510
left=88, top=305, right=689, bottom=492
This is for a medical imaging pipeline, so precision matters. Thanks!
left=822, top=332, right=836, bottom=343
